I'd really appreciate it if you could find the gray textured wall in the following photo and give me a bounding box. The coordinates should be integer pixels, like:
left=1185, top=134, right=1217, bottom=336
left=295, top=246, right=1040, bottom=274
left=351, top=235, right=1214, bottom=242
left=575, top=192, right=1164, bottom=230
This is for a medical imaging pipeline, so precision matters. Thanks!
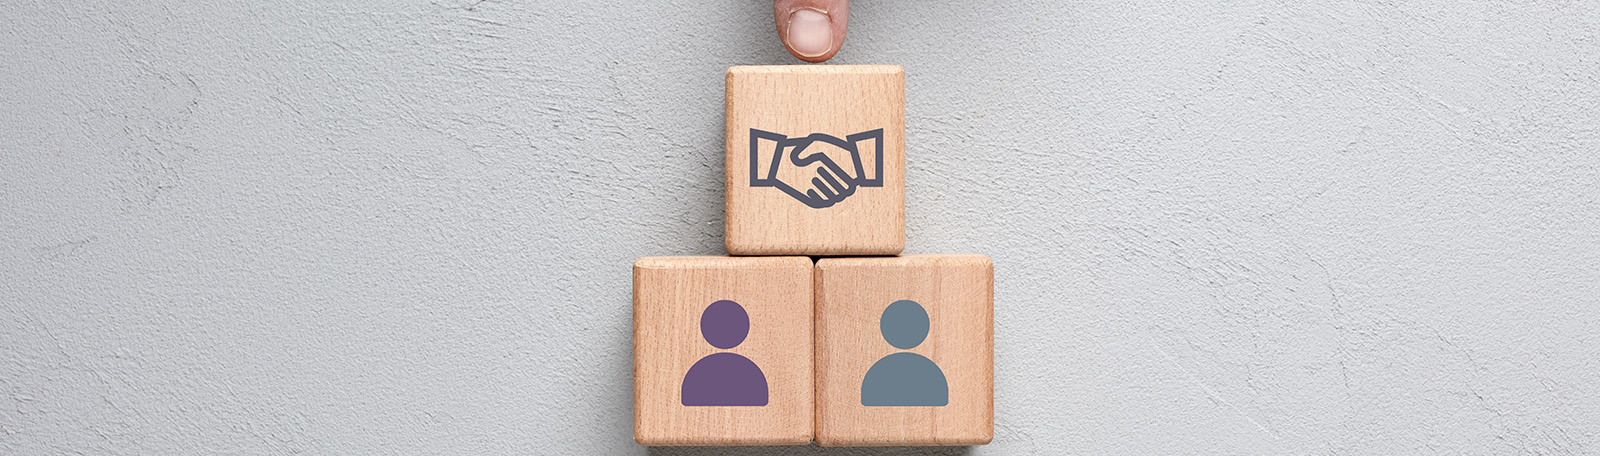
left=3, top=1, right=1599, bottom=454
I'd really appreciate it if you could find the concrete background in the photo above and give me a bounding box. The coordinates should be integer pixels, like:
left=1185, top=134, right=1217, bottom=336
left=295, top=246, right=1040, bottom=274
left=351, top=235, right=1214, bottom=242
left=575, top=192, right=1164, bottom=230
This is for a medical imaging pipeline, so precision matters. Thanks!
left=3, top=1, right=1598, bottom=454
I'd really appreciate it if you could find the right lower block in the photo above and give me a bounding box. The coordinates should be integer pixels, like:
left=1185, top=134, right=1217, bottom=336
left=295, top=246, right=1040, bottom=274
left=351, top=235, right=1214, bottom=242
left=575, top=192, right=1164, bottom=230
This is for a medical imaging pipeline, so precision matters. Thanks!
left=814, top=255, right=994, bottom=446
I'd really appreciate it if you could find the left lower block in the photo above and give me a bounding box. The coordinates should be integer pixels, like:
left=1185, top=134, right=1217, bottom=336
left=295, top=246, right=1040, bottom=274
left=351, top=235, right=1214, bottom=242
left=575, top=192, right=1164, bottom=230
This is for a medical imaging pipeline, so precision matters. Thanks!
left=633, top=256, right=814, bottom=446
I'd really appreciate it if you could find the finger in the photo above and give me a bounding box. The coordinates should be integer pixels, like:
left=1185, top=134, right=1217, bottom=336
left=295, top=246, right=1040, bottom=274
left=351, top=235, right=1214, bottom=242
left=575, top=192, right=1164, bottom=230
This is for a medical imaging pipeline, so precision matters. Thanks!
left=774, top=0, right=849, bottom=63
left=817, top=155, right=854, bottom=188
left=804, top=189, right=832, bottom=208
left=817, top=167, right=852, bottom=196
left=811, top=178, right=839, bottom=200
left=788, top=139, right=817, bottom=165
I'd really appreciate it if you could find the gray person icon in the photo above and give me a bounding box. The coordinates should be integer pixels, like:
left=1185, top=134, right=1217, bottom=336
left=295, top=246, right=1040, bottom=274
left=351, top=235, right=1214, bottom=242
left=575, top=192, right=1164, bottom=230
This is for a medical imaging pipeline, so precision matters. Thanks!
left=860, top=299, right=949, bottom=406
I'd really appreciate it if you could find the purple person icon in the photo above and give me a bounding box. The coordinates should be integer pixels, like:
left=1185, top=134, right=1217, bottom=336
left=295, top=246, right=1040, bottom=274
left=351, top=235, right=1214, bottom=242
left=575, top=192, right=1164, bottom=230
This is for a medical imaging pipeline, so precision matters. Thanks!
left=681, top=300, right=769, bottom=406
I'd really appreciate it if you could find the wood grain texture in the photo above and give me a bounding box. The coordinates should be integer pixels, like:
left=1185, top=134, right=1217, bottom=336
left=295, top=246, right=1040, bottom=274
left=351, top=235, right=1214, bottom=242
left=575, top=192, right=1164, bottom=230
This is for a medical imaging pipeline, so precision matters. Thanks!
left=725, top=65, right=905, bottom=256
left=814, top=255, right=994, bottom=446
left=633, top=256, right=813, bottom=446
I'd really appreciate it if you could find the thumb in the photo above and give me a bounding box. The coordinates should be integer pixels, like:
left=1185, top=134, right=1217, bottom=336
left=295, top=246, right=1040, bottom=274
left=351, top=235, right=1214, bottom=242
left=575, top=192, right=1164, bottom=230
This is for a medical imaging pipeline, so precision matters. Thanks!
left=774, top=0, right=849, bottom=63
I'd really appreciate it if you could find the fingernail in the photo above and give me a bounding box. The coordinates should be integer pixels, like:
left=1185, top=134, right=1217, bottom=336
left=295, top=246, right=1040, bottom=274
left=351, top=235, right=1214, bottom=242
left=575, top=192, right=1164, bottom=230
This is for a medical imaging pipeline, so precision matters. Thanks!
left=787, top=8, right=832, bottom=58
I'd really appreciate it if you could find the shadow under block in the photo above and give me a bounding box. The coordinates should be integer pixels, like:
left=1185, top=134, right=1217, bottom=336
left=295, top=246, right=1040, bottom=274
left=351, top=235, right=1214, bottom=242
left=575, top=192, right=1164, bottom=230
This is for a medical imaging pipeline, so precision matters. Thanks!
left=725, top=65, right=905, bottom=256
left=814, top=255, right=994, bottom=446
left=633, top=256, right=814, bottom=446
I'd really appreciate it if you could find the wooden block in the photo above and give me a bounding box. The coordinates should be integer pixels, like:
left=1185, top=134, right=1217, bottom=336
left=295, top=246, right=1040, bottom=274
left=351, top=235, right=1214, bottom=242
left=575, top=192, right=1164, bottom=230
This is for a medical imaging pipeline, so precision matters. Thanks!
left=633, top=256, right=814, bottom=446
left=814, top=255, right=994, bottom=446
left=725, top=65, right=905, bottom=256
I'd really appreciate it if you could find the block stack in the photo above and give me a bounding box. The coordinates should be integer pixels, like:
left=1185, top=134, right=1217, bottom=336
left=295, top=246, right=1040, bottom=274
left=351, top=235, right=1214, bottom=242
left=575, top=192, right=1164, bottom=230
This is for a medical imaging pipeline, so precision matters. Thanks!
left=634, top=65, right=993, bottom=447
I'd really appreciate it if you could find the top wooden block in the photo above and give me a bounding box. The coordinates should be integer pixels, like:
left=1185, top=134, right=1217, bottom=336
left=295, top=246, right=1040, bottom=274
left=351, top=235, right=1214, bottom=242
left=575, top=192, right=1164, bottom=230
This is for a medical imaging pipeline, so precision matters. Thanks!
left=725, top=65, right=905, bottom=256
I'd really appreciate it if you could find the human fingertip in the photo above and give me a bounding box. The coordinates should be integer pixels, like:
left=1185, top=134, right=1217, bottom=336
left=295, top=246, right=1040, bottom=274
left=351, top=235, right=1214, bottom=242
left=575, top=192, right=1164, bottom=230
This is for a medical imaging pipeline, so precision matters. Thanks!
left=786, top=8, right=833, bottom=60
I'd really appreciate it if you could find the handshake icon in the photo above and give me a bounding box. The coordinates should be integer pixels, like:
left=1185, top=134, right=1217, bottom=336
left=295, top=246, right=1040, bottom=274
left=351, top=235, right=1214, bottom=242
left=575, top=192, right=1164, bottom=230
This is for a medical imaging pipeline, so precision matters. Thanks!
left=748, top=128, right=885, bottom=209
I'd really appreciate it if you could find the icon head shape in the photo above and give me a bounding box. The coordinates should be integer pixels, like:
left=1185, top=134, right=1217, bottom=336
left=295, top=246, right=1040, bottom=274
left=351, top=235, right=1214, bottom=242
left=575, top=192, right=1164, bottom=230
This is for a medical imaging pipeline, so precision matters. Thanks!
left=701, top=299, right=749, bottom=349
left=880, top=299, right=929, bottom=350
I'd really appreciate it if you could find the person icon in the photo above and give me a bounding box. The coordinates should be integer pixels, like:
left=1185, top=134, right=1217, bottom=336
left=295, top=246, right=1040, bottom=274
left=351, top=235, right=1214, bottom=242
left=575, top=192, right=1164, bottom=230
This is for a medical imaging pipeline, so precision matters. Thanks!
left=861, top=299, right=949, bottom=406
left=681, top=300, right=769, bottom=406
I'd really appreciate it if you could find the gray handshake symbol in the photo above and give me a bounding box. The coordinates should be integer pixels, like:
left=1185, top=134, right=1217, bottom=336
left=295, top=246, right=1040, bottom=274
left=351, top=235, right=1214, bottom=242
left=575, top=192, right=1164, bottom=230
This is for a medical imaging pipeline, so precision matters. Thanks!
left=749, top=128, right=885, bottom=209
